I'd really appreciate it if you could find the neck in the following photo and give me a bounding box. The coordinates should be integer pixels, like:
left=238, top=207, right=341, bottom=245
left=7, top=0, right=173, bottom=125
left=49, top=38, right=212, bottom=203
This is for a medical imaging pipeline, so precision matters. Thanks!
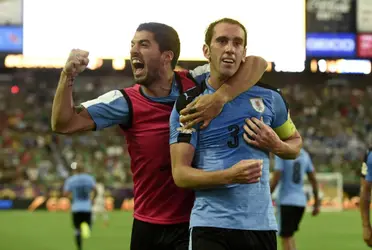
left=141, top=70, right=174, bottom=98
left=208, top=71, right=226, bottom=90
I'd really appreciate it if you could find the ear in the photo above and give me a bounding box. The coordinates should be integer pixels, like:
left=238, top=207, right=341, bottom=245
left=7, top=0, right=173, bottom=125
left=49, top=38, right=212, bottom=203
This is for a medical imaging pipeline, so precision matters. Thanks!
left=203, top=44, right=210, bottom=61
left=162, top=51, right=174, bottom=66
left=242, top=48, right=247, bottom=63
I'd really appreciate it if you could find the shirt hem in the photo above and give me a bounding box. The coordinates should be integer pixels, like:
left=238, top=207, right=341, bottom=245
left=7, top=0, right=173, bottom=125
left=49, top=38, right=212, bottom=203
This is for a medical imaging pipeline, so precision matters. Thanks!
left=190, top=223, right=277, bottom=231
left=134, top=213, right=190, bottom=225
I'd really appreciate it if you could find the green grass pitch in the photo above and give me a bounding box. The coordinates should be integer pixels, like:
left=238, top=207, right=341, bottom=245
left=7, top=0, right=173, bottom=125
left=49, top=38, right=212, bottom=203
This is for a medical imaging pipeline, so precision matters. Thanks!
left=0, top=210, right=367, bottom=250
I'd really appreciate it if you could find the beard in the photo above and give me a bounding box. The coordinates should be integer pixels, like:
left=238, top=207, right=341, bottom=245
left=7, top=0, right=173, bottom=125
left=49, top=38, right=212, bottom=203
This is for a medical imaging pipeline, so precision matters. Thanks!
left=135, top=69, right=161, bottom=87
left=134, top=59, right=162, bottom=87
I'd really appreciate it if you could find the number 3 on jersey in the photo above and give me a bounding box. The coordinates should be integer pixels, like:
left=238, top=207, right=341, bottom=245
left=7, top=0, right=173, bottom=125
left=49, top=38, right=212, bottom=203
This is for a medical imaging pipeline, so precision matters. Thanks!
left=228, top=124, right=240, bottom=148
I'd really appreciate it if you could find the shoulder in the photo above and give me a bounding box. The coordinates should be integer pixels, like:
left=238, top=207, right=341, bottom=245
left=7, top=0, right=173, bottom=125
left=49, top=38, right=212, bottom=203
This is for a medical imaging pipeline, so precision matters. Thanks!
left=174, top=70, right=207, bottom=90
left=274, top=155, right=283, bottom=162
left=302, top=150, right=312, bottom=161
left=256, top=82, right=288, bottom=108
left=189, top=64, right=210, bottom=78
left=301, top=149, right=308, bottom=157
left=66, top=176, right=75, bottom=184
left=82, top=89, right=126, bottom=108
left=366, top=149, right=372, bottom=162
left=96, top=90, right=125, bottom=101
left=175, top=85, right=204, bottom=113
left=83, top=174, right=93, bottom=180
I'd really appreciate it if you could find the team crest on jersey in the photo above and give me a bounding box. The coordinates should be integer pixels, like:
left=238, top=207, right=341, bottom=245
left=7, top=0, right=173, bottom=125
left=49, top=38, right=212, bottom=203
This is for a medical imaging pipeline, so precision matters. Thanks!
left=362, top=162, right=368, bottom=176
left=250, top=98, right=265, bottom=113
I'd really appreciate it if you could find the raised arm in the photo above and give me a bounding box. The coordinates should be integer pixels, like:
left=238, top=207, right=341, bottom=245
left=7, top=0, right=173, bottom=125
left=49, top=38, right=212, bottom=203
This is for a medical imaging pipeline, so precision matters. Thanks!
left=180, top=56, right=268, bottom=129
left=51, top=49, right=94, bottom=133
left=63, top=178, right=71, bottom=197
left=51, top=49, right=129, bottom=134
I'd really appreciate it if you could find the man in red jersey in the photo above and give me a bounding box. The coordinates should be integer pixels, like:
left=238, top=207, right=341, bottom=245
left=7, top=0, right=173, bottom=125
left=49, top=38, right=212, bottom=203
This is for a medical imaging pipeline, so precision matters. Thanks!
left=51, top=22, right=267, bottom=250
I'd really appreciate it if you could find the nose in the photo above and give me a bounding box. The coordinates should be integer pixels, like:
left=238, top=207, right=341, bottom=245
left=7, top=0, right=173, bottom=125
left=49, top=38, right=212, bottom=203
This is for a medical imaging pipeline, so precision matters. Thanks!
left=130, top=44, right=139, bottom=54
left=225, top=41, right=235, bottom=54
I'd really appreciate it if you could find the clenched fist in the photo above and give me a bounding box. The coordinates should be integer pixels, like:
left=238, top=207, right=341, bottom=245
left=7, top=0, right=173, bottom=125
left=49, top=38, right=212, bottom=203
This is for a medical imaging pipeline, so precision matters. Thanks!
left=226, top=159, right=263, bottom=184
left=63, top=49, right=90, bottom=77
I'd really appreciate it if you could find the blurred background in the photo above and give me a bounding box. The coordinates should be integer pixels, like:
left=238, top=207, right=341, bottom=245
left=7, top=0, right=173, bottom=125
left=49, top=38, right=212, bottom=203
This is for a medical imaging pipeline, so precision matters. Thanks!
left=0, top=0, right=372, bottom=249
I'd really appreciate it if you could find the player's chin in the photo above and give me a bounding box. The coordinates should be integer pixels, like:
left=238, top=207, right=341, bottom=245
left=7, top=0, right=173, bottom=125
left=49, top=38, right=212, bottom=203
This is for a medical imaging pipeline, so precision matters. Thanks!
left=220, top=69, right=236, bottom=79
left=135, top=75, right=149, bottom=86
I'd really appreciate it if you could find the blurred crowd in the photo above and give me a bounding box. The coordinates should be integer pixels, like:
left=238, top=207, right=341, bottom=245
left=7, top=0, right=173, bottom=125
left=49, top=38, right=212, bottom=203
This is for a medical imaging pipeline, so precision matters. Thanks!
left=283, top=83, right=372, bottom=183
left=0, top=69, right=371, bottom=193
left=0, top=70, right=133, bottom=192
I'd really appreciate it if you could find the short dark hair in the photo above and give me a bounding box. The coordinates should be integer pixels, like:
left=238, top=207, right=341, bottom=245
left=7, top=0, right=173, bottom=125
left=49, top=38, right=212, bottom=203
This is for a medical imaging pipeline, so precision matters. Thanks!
left=205, top=18, right=247, bottom=47
left=136, top=22, right=180, bottom=69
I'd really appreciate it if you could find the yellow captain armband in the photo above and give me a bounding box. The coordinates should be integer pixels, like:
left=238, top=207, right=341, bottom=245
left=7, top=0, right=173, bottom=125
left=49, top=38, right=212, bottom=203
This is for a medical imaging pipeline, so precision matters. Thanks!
left=273, top=117, right=296, bottom=140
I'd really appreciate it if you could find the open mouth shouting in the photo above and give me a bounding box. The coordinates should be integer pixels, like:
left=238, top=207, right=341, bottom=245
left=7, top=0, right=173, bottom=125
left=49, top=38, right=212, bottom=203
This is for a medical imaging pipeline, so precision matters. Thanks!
left=131, top=58, right=146, bottom=77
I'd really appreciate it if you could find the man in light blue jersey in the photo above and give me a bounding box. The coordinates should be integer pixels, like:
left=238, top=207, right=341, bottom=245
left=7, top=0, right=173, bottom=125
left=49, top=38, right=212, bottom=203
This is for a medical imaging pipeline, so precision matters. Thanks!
left=270, top=149, right=319, bottom=250
left=63, top=161, right=96, bottom=250
left=360, top=147, right=372, bottom=247
left=170, top=17, right=303, bottom=250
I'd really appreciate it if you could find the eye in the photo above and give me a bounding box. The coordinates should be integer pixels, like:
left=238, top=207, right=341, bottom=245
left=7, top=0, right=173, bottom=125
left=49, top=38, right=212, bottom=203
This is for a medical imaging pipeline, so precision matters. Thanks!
left=140, top=41, right=149, bottom=47
left=216, top=37, right=228, bottom=45
left=234, top=41, right=243, bottom=47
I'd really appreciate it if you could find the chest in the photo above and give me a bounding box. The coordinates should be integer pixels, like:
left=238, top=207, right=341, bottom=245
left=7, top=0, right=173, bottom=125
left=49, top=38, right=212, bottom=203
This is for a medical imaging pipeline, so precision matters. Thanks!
left=130, top=96, right=173, bottom=133
left=198, top=92, right=274, bottom=145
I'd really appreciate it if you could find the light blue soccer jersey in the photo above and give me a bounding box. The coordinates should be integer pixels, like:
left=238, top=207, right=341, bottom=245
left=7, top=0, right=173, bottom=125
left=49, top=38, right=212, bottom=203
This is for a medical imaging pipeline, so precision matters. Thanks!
left=81, top=66, right=210, bottom=130
left=361, top=149, right=372, bottom=182
left=63, top=174, right=96, bottom=212
left=170, top=77, right=292, bottom=231
left=274, top=149, right=314, bottom=207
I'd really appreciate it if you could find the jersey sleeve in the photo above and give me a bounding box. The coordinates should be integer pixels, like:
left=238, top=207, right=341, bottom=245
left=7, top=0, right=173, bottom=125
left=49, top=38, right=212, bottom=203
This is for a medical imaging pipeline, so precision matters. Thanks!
left=80, top=90, right=130, bottom=130
left=274, top=155, right=284, bottom=171
left=305, top=152, right=315, bottom=173
left=63, top=179, right=71, bottom=192
left=169, top=88, right=200, bottom=148
left=362, top=152, right=372, bottom=182
left=169, top=105, right=198, bottom=148
left=189, top=64, right=210, bottom=78
left=90, top=176, right=96, bottom=188
left=271, top=91, right=297, bottom=140
left=189, top=64, right=210, bottom=85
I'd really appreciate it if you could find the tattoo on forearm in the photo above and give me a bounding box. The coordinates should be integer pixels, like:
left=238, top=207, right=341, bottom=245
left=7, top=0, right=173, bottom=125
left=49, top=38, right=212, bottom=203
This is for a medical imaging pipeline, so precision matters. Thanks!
left=66, top=76, right=75, bottom=87
left=74, top=105, right=84, bottom=114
